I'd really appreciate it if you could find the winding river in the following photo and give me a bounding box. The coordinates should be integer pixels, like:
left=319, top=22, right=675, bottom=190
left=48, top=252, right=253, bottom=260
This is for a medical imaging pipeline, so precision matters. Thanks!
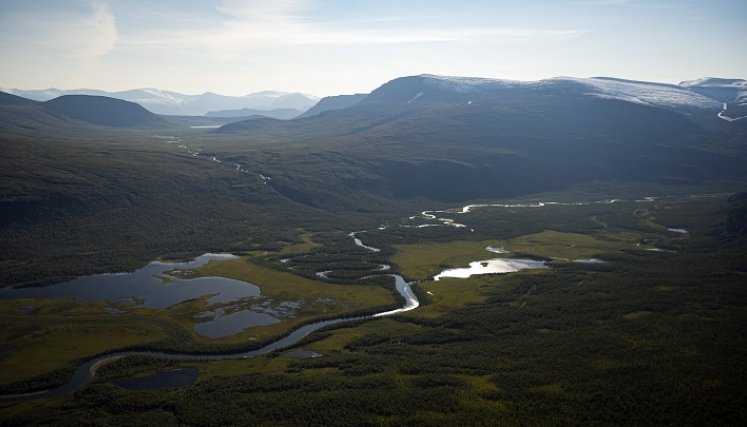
left=0, top=234, right=418, bottom=403
left=4, top=192, right=709, bottom=402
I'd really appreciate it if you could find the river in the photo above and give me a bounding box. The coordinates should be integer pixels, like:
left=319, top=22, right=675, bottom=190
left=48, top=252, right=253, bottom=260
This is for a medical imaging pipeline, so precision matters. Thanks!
left=0, top=234, right=418, bottom=403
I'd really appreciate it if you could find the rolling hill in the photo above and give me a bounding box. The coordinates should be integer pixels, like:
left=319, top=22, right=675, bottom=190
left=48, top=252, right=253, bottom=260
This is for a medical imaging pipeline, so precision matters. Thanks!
left=0, top=92, right=168, bottom=132
left=44, top=95, right=166, bottom=128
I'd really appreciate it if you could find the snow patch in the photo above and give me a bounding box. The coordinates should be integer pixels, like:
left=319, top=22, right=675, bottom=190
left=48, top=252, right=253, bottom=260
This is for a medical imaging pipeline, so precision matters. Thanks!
left=549, top=77, right=722, bottom=110
left=407, top=92, right=423, bottom=103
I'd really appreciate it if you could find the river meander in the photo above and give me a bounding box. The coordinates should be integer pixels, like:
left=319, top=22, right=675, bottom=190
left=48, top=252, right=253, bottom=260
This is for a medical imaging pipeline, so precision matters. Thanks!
left=0, top=234, right=418, bottom=402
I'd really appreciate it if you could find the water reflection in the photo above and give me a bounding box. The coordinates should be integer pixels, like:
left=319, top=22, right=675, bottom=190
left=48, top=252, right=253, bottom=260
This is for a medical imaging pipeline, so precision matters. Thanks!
left=434, top=258, right=547, bottom=281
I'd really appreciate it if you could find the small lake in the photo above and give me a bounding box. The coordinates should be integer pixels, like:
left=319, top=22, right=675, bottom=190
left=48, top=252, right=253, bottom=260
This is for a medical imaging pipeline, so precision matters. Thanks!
left=434, top=258, right=548, bottom=281
left=0, top=254, right=260, bottom=309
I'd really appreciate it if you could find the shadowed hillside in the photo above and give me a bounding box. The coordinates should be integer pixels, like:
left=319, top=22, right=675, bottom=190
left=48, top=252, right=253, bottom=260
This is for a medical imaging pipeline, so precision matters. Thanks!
left=44, top=95, right=166, bottom=127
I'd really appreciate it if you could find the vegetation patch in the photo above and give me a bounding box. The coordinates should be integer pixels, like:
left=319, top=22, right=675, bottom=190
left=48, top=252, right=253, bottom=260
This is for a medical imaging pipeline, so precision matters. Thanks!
left=391, top=240, right=512, bottom=281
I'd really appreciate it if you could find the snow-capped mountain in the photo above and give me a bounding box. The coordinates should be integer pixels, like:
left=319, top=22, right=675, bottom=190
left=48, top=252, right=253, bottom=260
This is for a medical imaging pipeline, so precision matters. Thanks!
left=4, top=88, right=319, bottom=116
left=367, top=74, right=728, bottom=112
left=356, top=74, right=747, bottom=125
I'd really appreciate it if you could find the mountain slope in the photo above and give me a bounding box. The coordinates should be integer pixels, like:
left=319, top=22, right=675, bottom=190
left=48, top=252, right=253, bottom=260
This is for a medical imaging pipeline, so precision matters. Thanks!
left=297, top=94, right=368, bottom=118
left=0, top=96, right=75, bottom=135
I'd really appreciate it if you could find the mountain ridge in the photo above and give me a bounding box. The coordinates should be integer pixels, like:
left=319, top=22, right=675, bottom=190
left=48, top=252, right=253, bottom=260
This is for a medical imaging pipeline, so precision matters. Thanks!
left=4, top=87, right=319, bottom=116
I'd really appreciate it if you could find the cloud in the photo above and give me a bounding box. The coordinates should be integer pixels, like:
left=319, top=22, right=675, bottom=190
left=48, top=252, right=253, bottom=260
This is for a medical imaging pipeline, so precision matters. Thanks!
left=215, top=0, right=312, bottom=21
left=118, top=0, right=586, bottom=56
left=577, top=0, right=683, bottom=9
left=0, top=0, right=117, bottom=62
left=73, top=0, right=118, bottom=60
left=576, top=0, right=631, bottom=5
left=295, top=27, right=589, bottom=45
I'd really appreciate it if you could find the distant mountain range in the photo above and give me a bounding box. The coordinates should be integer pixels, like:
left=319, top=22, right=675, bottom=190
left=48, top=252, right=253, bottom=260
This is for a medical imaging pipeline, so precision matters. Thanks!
left=1, top=88, right=319, bottom=116
left=205, top=107, right=304, bottom=120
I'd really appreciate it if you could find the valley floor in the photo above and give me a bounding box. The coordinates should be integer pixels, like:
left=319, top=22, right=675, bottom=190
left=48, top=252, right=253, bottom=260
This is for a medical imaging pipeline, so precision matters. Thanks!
left=1, top=191, right=746, bottom=425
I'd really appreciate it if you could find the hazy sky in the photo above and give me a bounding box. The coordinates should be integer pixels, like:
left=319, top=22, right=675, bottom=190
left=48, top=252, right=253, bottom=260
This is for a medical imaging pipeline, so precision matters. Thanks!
left=1, top=0, right=745, bottom=96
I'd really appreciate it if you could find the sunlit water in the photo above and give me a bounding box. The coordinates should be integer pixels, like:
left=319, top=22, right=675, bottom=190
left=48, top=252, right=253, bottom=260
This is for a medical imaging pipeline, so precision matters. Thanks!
left=434, top=258, right=547, bottom=281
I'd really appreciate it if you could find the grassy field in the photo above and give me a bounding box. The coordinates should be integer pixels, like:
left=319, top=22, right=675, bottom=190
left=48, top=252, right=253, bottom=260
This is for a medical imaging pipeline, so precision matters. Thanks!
left=390, top=230, right=641, bottom=282
left=0, top=298, right=169, bottom=385
left=279, top=230, right=322, bottom=254
left=505, top=229, right=642, bottom=258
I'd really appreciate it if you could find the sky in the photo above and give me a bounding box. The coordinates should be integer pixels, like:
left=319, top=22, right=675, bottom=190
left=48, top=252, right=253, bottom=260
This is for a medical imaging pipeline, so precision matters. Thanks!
left=1, top=0, right=746, bottom=97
